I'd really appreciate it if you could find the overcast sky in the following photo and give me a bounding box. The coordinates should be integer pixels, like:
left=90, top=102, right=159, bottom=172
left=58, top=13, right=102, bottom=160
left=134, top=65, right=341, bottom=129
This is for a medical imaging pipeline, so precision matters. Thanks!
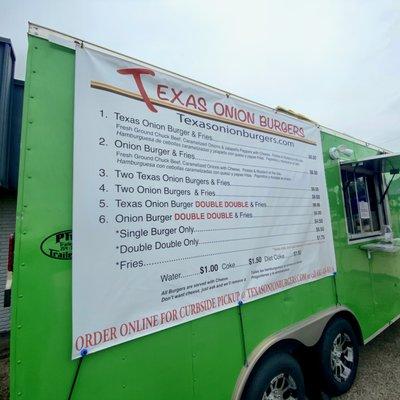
left=1, top=0, right=399, bottom=151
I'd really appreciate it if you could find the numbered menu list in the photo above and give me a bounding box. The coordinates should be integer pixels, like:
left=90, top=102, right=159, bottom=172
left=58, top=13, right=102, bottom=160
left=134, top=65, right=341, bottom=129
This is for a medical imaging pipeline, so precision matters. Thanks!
left=88, top=107, right=330, bottom=304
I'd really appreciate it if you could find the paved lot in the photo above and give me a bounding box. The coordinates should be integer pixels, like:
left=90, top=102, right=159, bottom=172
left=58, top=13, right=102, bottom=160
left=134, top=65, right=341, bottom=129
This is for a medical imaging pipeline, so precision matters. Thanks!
left=0, top=320, right=399, bottom=399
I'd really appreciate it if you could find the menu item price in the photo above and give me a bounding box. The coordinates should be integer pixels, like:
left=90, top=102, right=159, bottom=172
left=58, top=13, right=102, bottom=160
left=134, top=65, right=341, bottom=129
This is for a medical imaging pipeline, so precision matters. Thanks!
left=200, top=264, right=219, bottom=274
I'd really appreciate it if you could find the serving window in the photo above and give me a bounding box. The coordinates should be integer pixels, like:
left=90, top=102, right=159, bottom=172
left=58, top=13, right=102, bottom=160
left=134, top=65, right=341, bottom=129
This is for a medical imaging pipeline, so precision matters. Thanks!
left=341, top=168, right=386, bottom=240
left=340, top=153, right=400, bottom=242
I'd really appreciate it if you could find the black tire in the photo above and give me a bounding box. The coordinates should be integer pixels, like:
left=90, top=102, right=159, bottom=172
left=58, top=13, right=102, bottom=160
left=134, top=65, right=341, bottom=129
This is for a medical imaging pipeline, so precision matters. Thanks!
left=243, top=352, right=306, bottom=400
left=317, top=318, right=359, bottom=396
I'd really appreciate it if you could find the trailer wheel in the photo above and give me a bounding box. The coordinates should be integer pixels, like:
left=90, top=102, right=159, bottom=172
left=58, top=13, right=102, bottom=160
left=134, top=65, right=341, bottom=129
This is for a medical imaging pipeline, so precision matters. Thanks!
left=243, top=352, right=305, bottom=400
left=317, top=318, right=359, bottom=396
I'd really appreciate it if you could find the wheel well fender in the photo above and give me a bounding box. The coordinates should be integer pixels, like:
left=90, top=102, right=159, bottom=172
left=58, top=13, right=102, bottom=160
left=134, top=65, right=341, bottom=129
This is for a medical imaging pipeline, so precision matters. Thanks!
left=324, top=310, right=363, bottom=345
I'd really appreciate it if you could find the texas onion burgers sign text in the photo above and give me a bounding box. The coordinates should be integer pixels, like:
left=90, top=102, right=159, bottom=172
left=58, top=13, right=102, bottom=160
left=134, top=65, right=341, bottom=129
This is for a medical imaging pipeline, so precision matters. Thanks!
left=72, top=47, right=336, bottom=358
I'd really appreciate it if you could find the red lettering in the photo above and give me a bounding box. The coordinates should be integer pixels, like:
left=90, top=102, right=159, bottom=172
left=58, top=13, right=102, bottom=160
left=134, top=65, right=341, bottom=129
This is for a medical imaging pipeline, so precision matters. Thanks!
left=75, top=336, right=84, bottom=351
left=117, top=68, right=157, bottom=113
left=198, top=97, right=207, bottom=112
left=120, top=323, right=128, bottom=336
left=84, top=333, right=94, bottom=347
left=110, top=327, right=117, bottom=340
left=156, top=84, right=169, bottom=101
left=274, top=120, right=281, bottom=132
left=214, top=102, right=224, bottom=116
left=170, top=88, right=184, bottom=105
left=186, top=94, right=197, bottom=109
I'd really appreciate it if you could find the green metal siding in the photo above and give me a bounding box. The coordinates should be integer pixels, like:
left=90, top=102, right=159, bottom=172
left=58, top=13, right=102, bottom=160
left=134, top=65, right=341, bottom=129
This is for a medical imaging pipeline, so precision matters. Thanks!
left=11, top=36, right=76, bottom=399
left=10, top=35, right=400, bottom=400
left=321, top=132, right=400, bottom=339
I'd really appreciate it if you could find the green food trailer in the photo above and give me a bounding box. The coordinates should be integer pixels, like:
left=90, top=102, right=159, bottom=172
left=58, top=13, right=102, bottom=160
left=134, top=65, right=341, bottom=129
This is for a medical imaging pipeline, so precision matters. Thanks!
left=7, top=23, right=400, bottom=400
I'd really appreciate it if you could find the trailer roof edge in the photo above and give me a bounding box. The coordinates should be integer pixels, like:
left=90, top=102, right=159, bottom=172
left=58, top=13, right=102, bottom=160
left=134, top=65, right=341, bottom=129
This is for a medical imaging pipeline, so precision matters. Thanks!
left=319, top=125, right=391, bottom=154
left=27, top=22, right=392, bottom=154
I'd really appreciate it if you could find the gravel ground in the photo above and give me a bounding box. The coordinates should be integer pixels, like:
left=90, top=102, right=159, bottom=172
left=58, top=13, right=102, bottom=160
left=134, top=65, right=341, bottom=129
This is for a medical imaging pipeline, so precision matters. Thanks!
left=335, top=319, right=400, bottom=399
left=0, top=320, right=399, bottom=400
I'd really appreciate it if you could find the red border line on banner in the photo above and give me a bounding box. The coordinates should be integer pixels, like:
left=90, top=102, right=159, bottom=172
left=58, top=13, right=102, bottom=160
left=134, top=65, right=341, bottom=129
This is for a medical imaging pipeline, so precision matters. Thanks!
left=90, top=80, right=317, bottom=146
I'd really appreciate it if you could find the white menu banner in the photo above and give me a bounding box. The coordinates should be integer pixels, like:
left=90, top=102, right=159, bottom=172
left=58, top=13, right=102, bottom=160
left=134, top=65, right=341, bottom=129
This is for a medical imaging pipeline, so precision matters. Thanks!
left=72, top=46, right=336, bottom=358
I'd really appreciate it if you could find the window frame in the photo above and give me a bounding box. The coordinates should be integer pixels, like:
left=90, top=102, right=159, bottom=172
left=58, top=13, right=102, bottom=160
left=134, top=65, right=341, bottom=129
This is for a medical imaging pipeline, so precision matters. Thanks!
left=340, top=165, right=390, bottom=243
